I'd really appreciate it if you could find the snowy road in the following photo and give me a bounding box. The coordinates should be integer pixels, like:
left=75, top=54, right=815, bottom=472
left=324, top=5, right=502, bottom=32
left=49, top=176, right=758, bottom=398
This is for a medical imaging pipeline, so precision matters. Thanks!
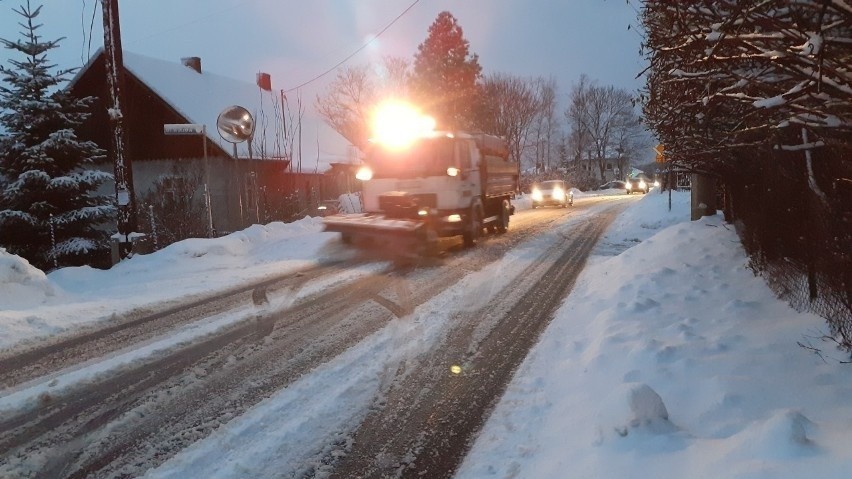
left=0, top=195, right=633, bottom=478
left=0, top=260, right=369, bottom=390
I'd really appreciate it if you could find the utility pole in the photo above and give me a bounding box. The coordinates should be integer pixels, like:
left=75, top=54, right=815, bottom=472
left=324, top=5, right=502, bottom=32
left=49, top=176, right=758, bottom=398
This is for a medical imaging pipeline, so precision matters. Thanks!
left=102, top=0, right=137, bottom=259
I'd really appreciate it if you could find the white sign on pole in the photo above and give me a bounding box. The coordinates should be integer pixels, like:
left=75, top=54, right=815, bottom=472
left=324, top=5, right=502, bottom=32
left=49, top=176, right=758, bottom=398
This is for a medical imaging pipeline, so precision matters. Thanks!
left=164, top=123, right=204, bottom=135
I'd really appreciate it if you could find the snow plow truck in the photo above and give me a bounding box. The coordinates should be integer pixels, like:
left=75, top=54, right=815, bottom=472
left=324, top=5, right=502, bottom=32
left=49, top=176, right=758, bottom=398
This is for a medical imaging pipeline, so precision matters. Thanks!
left=323, top=103, right=519, bottom=255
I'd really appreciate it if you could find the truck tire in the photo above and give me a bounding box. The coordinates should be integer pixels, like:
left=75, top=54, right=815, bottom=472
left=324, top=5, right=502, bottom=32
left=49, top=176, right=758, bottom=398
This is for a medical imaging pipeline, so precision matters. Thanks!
left=462, top=203, right=483, bottom=247
left=496, top=199, right=510, bottom=233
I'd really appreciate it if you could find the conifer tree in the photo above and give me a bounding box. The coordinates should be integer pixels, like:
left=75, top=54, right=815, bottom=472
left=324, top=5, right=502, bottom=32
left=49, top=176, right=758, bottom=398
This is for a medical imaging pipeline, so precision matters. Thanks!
left=412, top=11, right=482, bottom=130
left=0, top=1, right=114, bottom=270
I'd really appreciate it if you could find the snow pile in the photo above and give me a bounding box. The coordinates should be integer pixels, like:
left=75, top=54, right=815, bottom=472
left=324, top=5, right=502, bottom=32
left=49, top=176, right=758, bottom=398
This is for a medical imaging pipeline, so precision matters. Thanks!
left=0, top=248, right=64, bottom=310
left=337, top=192, right=362, bottom=213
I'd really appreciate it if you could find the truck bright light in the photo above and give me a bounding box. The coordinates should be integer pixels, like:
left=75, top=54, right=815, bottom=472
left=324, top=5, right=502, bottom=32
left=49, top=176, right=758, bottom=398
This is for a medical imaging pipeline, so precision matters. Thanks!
left=370, top=100, right=435, bottom=150
left=447, top=167, right=460, bottom=177
left=355, top=166, right=373, bottom=181
left=447, top=214, right=462, bottom=222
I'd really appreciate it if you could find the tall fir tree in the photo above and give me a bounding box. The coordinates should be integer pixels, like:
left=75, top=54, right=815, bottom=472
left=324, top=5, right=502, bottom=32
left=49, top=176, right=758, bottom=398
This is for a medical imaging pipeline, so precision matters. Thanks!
left=0, top=1, right=114, bottom=270
left=412, top=11, right=482, bottom=130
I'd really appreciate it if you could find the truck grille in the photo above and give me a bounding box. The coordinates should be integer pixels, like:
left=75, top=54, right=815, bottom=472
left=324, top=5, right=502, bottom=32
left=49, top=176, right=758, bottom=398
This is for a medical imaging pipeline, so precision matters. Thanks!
left=379, top=193, right=437, bottom=218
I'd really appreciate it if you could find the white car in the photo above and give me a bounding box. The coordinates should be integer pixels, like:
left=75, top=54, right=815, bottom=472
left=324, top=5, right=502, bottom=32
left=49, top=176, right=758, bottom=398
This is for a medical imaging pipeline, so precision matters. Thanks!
left=531, top=180, right=573, bottom=208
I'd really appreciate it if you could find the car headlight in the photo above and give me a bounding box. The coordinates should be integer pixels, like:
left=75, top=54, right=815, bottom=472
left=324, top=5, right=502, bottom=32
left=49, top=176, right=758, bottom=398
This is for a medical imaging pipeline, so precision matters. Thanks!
left=552, top=187, right=565, bottom=200
left=531, top=188, right=543, bottom=201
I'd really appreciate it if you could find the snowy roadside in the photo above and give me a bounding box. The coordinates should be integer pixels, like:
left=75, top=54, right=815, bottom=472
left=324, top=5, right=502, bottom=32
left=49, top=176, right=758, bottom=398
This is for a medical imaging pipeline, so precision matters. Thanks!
left=0, top=217, right=349, bottom=351
left=457, top=191, right=852, bottom=479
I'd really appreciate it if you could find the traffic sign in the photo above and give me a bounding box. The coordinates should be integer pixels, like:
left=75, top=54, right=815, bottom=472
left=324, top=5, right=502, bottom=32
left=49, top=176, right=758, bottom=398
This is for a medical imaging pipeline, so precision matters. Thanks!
left=164, top=123, right=204, bottom=135
left=654, top=144, right=665, bottom=163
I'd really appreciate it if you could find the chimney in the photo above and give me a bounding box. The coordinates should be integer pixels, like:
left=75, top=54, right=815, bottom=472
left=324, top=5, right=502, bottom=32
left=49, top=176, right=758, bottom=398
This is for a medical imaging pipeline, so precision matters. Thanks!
left=181, top=56, right=201, bottom=73
left=256, top=72, right=271, bottom=91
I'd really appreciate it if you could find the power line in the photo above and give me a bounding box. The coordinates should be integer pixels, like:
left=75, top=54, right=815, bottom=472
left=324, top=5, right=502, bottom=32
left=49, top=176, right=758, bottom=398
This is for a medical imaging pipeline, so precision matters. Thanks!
left=283, top=0, right=422, bottom=93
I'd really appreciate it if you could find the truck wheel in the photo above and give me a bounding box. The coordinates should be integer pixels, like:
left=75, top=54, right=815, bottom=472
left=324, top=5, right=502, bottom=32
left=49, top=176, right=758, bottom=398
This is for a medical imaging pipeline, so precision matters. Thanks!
left=496, top=199, right=510, bottom=233
left=462, top=204, right=483, bottom=247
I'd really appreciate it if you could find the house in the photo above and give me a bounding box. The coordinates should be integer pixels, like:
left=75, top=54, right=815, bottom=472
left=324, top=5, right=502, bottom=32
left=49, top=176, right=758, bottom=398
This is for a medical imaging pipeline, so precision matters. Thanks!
left=67, top=50, right=348, bottom=237
left=573, top=156, right=627, bottom=183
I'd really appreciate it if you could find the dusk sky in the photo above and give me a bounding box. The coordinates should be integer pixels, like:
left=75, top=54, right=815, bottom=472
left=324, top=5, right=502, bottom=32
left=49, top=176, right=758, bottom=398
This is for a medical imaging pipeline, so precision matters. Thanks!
left=0, top=0, right=647, bottom=162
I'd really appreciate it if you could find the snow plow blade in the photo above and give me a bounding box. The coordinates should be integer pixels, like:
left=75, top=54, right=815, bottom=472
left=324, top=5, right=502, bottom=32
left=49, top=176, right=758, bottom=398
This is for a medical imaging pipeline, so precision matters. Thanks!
left=323, top=214, right=435, bottom=256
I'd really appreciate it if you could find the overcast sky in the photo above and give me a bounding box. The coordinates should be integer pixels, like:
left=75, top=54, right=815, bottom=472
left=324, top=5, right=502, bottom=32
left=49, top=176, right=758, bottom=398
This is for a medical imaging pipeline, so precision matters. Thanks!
left=0, top=0, right=647, bottom=161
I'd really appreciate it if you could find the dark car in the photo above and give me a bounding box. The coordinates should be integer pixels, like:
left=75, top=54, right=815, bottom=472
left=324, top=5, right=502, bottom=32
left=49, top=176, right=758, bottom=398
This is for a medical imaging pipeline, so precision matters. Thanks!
left=598, top=180, right=626, bottom=190
left=626, top=177, right=649, bottom=194
left=531, top=180, right=573, bottom=208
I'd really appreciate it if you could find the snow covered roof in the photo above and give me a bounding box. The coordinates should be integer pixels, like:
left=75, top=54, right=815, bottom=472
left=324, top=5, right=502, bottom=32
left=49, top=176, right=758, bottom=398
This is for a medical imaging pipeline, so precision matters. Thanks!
left=69, top=49, right=285, bottom=161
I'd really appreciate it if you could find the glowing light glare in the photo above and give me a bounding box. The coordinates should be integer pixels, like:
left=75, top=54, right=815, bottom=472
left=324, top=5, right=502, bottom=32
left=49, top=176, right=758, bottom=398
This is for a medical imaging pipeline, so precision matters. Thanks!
left=447, top=214, right=462, bottom=222
left=355, top=166, right=373, bottom=181
left=447, top=167, right=460, bottom=177
left=531, top=188, right=543, bottom=202
left=654, top=180, right=660, bottom=187
left=371, top=101, right=435, bottom=150
left=450, top=365, right=462, bottom=374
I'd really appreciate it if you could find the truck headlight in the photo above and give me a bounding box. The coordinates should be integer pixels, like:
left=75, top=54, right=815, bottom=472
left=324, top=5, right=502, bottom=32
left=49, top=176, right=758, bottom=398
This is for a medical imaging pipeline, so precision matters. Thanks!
left=355, top=166, right=373, bottom=181
left=447, top=167, right=460, bottom=177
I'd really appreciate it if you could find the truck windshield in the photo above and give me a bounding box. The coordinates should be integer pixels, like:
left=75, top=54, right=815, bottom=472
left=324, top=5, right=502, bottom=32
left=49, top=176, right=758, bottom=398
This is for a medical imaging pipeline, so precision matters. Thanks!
left=367, top=137, right=456, bottom=179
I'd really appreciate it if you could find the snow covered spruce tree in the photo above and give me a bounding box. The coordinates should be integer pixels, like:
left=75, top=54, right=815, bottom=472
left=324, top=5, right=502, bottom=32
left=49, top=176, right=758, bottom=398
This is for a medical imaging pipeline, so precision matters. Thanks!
left=411, top=11, right=482, bottom=130
left=0, top=1, right=114, bottom=270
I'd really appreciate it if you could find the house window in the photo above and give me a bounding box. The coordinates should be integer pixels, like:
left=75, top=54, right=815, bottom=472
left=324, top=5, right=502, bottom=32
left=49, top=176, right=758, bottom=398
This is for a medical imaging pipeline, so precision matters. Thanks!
left=159, top=175, right=190, bottom=201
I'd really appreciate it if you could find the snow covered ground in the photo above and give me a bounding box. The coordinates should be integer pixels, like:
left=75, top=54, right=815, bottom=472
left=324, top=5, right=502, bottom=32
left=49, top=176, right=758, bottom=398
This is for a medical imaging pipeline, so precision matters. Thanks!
left=2, top=189, right=851, bottom=478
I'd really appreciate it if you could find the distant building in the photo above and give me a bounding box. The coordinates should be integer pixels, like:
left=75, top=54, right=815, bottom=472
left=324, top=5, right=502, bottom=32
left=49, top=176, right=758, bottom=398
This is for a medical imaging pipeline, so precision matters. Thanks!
left=573, top=156, right=623, bottom=182
left=67, top=50, right=349, bottom=235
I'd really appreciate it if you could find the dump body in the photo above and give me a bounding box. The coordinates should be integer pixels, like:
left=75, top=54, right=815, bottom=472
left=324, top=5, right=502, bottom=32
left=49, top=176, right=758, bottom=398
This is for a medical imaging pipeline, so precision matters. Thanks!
left=323, top=132, right=518, bottom=251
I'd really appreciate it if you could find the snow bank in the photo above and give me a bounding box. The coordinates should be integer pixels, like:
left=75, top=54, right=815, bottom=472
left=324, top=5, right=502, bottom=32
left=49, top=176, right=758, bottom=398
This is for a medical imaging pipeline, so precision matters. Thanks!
left=0, top=217, right=337, bottom=350
left=0, top=248, right=65, bottom=310
left=459, top=192, right=852, bottom=479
